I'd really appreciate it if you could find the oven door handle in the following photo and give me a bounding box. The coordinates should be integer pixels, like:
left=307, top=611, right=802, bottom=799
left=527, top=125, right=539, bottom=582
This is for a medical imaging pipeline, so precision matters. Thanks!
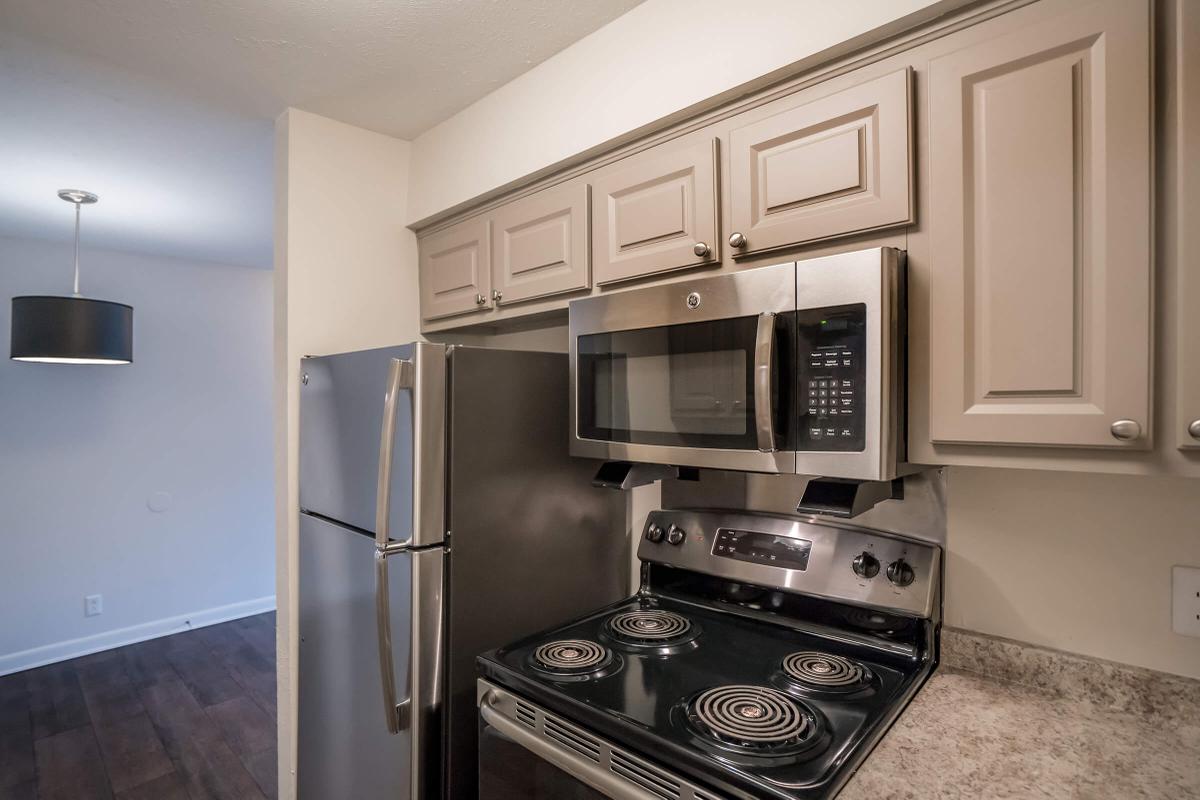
left=479, top=693, right=663, bottom=800
left=754, top=312, right=777, bottom=452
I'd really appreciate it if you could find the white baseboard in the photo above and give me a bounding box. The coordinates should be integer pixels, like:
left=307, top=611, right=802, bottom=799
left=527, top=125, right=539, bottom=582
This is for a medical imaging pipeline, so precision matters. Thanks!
left=0, top=595, right=277, bottom=677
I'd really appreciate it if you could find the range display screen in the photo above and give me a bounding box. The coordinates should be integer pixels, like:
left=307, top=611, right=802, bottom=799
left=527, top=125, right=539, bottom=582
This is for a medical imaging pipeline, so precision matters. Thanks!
left=711, top=529, right=812, bottom=571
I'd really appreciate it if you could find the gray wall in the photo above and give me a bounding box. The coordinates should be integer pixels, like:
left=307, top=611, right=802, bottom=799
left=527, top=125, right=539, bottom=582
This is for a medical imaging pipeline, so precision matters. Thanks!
left=0, top=235, right=274, bottom=673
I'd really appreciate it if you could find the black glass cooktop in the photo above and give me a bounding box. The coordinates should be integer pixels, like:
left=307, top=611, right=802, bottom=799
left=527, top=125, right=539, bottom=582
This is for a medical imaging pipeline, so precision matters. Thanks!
left=478, top=592, right=935, bottom=800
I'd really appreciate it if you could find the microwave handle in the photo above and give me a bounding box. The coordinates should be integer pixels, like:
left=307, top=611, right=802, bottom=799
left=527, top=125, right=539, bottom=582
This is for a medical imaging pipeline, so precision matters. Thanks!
left=754, top=312, right=777, bottom=452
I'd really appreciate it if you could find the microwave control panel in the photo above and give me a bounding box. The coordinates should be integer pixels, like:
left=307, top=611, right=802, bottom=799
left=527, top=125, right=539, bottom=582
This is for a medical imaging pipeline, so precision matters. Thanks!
left=797, top=303, right=866, bottom=452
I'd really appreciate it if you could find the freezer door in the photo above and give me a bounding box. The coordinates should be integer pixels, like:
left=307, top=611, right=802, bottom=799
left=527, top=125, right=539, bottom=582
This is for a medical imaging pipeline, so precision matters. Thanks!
left=298, top=513, right=444, bottom=800
left=300, top=342, right=446, bottom=547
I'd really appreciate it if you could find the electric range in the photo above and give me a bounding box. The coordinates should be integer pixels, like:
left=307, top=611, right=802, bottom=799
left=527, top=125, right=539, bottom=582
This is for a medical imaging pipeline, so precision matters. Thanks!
left=476, top=509, right=941, bottom=800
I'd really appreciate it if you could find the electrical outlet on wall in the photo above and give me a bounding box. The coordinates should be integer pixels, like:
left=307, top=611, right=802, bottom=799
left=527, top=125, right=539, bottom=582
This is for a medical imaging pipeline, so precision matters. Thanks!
left=85, top=594, right=103, bottom=617
left=1172, top=566, right=1200, bottom=638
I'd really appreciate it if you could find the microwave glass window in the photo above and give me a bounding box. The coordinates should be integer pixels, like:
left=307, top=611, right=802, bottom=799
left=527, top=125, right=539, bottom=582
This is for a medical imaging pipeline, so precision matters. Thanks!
left=578, top=314, right=795, bottom=450
left=594, top=349, right=748, bottom=435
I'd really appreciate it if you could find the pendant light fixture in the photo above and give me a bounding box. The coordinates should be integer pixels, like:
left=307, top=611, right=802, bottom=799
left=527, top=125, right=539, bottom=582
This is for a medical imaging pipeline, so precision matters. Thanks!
left=10, top=189, right=133, bottom=365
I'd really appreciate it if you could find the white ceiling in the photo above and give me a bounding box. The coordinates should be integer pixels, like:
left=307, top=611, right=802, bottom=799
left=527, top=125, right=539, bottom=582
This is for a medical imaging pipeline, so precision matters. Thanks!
left=0, top=0, right=642, bottom=268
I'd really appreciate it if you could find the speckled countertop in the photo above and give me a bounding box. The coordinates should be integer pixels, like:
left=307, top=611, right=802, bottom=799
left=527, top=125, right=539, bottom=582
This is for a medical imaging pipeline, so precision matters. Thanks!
left=839, top=629, right=1200, bottom=800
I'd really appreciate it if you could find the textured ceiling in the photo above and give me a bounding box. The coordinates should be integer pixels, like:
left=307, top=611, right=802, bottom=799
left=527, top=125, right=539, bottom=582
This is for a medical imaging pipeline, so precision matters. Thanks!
left=0, top=0, right=643, bottom=139
left=0, top=0, right=642, bottom=268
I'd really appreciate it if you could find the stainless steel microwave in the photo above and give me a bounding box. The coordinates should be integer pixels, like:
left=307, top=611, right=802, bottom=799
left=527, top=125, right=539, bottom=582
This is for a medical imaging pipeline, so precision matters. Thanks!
left=568, top=247, right=907, bottom=481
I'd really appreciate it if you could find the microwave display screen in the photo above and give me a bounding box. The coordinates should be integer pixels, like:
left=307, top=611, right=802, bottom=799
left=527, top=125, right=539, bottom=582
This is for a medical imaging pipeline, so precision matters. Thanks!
left=577, top=314, right=796, bottom=450
left=712, top=528, right=812, bottom=571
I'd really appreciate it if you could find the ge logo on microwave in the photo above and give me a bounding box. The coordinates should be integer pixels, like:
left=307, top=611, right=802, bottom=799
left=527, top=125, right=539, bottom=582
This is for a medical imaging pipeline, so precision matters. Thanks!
left=685, top=292, right=702, bottom=310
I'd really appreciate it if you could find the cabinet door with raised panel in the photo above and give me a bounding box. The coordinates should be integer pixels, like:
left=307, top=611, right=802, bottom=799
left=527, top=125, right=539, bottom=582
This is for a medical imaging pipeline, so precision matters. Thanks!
left=727, top=68, right=912, bottom=258
left=927, top=0, right=1151, bottom=448
left=1178, top=0, right=1200, bottom=450
left=419, top=217, right=491, bottom=321
left=591, top=138, right=719, bottom=285
left=491, top=182, right=590, bottom=306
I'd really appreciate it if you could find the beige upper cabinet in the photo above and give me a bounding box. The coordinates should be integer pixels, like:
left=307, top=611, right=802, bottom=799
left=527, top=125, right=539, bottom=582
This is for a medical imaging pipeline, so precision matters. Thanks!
left=727, top=68, right=913, bottom=258
left=1178, top=0, right=1200, bottom=450
left=419, top=217, right=491, bottom=321
left=591, top=138, right=719, bottom=285
left=491, top=182, right=591, bottom=306
left=926, top=0, right=1152, bottom=448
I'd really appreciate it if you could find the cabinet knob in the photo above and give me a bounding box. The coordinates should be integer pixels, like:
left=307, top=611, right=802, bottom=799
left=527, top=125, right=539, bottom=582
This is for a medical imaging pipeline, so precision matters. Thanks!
left=474, top=293, right=486, bottom=306
left=1189, top=419, right=1200, bottom=440
left=491, top=289, right=503, bottom=302
left=1110, top=419, right=1142, bottom=441
left=728, top=232, right=748, bottom=249
left=693, top=242, right=710, bottom=258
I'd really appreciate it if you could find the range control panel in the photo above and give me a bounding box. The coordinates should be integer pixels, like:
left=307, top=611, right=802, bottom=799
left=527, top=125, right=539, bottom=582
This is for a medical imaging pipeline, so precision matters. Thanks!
left=638, top=509, right=940, bottom=618
left=798, top=303, right=866, bottom=452
left=712, top=529, right=812, bottom=571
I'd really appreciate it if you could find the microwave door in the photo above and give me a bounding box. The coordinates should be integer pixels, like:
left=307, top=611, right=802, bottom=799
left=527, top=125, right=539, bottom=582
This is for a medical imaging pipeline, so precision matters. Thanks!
left=570, top=263, right=799, bottom=473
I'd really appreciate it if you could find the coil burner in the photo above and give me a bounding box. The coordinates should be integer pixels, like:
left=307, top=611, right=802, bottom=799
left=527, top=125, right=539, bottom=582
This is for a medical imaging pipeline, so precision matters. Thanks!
left=604, top=610, right=699, bottom=649
left=531, top=640, right=613, bottom=677
left=685, top=685, right=816, bottom=756
left=780, top=652, right=872, bottom=694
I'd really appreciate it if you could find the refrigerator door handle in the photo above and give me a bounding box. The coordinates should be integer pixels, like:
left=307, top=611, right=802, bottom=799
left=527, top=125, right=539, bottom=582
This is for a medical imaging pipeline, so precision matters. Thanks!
left=374, top=550, right=410, bottom=736
left=375, top=356, right=415, bottom=552
left=374, top=547, right=445, bottom=800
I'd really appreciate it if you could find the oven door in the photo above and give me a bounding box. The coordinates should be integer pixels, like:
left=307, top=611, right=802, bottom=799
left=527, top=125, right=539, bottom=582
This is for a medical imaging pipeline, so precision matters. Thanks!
left=569, top=263, right=798, bottom=473
left=478, top=681, right=717, bottom=800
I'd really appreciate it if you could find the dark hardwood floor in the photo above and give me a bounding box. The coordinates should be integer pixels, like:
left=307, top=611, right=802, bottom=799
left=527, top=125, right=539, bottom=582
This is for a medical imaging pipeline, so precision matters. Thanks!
left=0, top=613, right=277, bottom=800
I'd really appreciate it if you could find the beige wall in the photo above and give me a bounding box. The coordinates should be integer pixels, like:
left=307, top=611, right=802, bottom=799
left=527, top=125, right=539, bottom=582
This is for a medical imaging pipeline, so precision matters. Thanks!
left=273, top=108, right=419, bottom=799
left=406, top=0, right=944, bottom=223
left=435, top=322, right=569, bottom=353
left=945, top=467, right=1200, bottom=679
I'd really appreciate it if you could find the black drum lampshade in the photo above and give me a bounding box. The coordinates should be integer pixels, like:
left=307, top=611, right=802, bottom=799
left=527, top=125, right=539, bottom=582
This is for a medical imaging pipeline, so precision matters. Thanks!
left=9, top=189, right=133, bottom=365
left=10, top=295, right=133, bottom=364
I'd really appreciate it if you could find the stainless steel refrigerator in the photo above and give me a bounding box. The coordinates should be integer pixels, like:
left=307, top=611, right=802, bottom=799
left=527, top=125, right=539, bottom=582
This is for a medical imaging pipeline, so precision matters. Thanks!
left=297, top=343, right=627, bottom=800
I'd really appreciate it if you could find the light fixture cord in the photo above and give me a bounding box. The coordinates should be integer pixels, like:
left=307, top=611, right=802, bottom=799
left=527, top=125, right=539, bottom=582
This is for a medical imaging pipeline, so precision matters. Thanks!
left=72, top=200, right=81, bottom=296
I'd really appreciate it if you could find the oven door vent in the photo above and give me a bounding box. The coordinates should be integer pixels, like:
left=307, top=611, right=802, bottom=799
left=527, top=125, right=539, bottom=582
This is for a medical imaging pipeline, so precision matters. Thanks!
left=488, top=686, right=725, bottom=800
left=544, top=717, right=602, bottom=763
left=515, top=700, right=537, bottom=728
left=610, top=750, right=681, bottom=799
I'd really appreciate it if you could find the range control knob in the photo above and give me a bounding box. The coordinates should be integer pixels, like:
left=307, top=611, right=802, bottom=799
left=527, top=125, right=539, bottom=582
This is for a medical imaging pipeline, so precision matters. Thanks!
left=851, top=552, right=880, bottom=579
left=645, top=524, right=664, bottom=543
left=665, top=525, right=686, bottom=546
left=886, top=559, right=915, bottom=587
